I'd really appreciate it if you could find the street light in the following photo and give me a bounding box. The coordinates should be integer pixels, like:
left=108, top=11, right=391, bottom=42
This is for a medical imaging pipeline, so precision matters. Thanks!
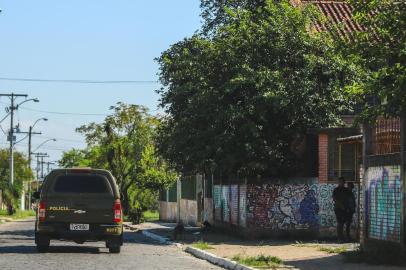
left=32, top=138, right=57, bottom=153
left=28, top=118, right=48, bottom=165
left=26, top=118, right=48, bottom=209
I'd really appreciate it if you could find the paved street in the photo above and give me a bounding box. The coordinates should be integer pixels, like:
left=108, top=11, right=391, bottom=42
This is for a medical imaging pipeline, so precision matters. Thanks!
left=0, top=219, right=221, bottom=270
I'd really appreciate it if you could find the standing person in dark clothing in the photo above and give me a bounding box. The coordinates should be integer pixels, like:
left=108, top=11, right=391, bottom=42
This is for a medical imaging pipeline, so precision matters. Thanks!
left=345, top=182, right=356, bottom=242
left=333, top=177, right=348, bottom=242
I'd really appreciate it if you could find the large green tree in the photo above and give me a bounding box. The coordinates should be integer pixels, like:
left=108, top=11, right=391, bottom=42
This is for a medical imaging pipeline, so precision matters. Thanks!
left=157, top=0, right=359, bottom=176
left=60, top=103, right=177, bottom=217
left=348, top=0, right=406, bottom=117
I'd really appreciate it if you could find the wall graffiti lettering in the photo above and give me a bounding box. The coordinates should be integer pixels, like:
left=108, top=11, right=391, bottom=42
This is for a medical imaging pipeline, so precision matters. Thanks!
left=366, top=166, right=401, bottom=243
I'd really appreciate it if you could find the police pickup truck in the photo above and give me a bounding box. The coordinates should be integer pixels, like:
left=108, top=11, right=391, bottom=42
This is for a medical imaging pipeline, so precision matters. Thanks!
left=33, top=168, right=123, bottom=253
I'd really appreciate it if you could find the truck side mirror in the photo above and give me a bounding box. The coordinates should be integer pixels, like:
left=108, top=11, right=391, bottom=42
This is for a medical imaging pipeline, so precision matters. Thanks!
left=32, top=191, right=40, bottom=200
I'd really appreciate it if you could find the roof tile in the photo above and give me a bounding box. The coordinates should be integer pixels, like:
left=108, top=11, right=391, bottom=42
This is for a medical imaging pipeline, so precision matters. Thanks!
left=292, top=0, right=366, bottom=41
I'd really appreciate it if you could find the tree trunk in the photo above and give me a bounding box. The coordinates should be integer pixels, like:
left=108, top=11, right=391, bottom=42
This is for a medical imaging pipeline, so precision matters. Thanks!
left=121, top=189, right=130, bottom=216
left=7, top=203, right=14, bottom=216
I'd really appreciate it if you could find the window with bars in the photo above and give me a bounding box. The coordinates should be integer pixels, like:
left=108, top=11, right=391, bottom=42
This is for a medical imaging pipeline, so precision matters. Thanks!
left=328, top=134, right=357, bottom=182
left=371, top=117, right=401, bottom=155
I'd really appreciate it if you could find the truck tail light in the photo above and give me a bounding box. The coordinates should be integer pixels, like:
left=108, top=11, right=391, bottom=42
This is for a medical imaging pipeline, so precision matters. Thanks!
left=113, top=200, right=122, bottom=223
left=39, top=201, right=46, bottom=222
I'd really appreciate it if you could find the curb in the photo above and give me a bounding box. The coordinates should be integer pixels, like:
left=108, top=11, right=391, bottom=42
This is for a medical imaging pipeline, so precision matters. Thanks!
left=140, top=229, right=183, bottom=248
left=142, top=230, right=173, bottom=245
left=185, top=246, right=255, bottom=270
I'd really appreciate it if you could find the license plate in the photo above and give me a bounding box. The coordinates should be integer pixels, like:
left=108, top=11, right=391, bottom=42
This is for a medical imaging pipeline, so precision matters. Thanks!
left=70, top=224, right=89, bottom=231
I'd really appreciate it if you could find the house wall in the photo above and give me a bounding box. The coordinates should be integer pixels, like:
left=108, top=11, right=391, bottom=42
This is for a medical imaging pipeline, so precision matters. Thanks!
left=159, top=201, right=177, bottom=222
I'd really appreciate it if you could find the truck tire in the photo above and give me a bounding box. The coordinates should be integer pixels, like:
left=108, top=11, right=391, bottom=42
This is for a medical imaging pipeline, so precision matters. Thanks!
left=36, top=235, right=50, bottom=253
left=108, top=244, right=121, bottom=254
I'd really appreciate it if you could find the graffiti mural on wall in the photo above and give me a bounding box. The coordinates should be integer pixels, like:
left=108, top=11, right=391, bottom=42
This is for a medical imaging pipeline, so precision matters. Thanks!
left=246, top=183, right=357, bottom=231
left=246, top=183, right=320, bottom=230
left=213, top=185, right=222, bottom=221
left=367, top=166, right=402, bottom=242
left=318, top=184, right=336, bottom=228
left=213, top=185, right=248, bottom=227
left=215, top=182, right=358, bottom=232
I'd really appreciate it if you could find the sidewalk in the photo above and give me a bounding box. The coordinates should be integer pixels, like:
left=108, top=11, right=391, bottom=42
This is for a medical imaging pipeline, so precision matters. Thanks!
left=138, top=222, right=405, bottom=270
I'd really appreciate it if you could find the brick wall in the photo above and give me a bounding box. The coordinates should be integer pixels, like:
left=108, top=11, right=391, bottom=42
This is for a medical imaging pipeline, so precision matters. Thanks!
left=319, top=134, right=329, bottom=183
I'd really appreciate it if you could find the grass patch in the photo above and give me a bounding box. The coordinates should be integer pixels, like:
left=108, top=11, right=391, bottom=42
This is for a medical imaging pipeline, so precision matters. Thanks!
left=318, top=246, right=348, bottom=254
left=192, top=241, right=214, bottom=250
left=232, top=254, right=283, bottom=269
left=142, top=210, right=159, bottom=222
left=0, top=210, right=35, bottom=220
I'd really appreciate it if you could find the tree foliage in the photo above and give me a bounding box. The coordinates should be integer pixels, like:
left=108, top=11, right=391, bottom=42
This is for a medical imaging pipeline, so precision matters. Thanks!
left=157, top=0, right=359, bottom=176
left=347, top=0, right=406, bottom=118
left=59, top=103, right=177, bottom=217
left=200, top=0, right=266, bottom=34
left=0, top=149, right=33, bottom=212
left=58, top=149, right=88, bottom=168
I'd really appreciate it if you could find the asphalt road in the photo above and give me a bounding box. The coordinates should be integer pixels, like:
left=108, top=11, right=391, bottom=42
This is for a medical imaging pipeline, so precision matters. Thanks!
left=0, top=219, right=222, bottom=270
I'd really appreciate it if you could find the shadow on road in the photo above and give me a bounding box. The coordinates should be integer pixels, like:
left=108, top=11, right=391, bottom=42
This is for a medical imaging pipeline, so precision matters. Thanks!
left=0, top=245, right=103, bottom=254
left=0, top=229, right=34, bottom=237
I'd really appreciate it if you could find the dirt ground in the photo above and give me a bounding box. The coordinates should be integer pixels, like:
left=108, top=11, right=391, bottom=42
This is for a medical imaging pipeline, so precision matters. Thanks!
left=136, top=222, right=406, bottom=270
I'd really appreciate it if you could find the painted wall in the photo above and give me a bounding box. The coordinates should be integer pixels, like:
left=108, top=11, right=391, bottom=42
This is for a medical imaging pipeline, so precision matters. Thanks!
left=244, top=181, right=358, bottom=236
left=204, top=198, right=214, bottom=224
left=366, top=166, right=402, bottom=243
left=180, top=199, right=198, bottom=226
left=159, top=201, right=177, bottom=222
left=246, top=182, right=321, bottom=231
left=213, top=184, right=248, bottom=228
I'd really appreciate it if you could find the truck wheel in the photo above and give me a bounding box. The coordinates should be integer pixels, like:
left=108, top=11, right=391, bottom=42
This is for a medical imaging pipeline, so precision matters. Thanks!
left=108, top=244, right=121, bottom=254
left=36, top=236, right=50, bottom=253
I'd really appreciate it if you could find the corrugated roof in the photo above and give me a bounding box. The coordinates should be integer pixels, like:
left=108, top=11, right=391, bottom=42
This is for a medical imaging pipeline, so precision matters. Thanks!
left=337, top=134, right=363, bottom=144
left=291, top=0, right=367, bottom=41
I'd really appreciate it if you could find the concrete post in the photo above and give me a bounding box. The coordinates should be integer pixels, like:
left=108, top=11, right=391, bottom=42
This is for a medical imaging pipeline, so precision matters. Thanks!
left=400, top=114, right=406, bottom=251
left=176, top=177, right=181, bottom=223
left=361, top=122, right=372, bottom=248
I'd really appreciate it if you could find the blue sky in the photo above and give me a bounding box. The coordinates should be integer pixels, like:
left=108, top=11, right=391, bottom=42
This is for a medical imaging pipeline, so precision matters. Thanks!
left=0, top=0, right=202, bottom=166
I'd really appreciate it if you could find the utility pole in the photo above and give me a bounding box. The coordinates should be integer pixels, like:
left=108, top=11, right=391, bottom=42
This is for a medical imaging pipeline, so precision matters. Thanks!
left=0, top=93, right=38, bottom=187
left=33, top=152, right=48, bottom=181
left=16, top=128, right=41, bottom=209
left=41, top=155, right=44, bottom=178
left=0, top=93, right=28, bottom=186
left=15, top=128, right=42, bottom=166
left=44, top=161, right=55, bottom=174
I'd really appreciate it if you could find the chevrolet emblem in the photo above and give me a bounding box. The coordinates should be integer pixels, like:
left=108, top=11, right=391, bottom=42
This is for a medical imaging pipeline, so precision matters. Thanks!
left=73, top=210, right=87, bottom=214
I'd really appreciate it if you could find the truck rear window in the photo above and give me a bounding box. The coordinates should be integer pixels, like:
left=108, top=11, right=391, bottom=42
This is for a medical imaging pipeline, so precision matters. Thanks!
left=53, top=175, right=111, bottom=194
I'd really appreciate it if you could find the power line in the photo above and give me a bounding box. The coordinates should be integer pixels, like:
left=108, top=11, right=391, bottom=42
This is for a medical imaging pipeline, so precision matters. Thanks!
left=19, top=106, right=109, bottom=116
left=0, top=77, right=159, bottom=84
left=34, top=135, right=85, bottom=144
left=0, top=142, right=73, bottom=151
